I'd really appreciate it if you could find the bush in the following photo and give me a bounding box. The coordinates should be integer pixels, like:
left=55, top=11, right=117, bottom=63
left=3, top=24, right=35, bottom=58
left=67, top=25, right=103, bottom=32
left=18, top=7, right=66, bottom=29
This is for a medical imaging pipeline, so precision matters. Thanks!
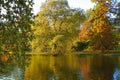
left=72, top=41, right=89, bottom=51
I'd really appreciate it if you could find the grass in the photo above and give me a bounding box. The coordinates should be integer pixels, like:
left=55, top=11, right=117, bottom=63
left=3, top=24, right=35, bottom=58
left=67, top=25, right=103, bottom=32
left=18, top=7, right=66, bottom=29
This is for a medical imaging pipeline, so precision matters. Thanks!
left=71, top=50, right=120, bottom=56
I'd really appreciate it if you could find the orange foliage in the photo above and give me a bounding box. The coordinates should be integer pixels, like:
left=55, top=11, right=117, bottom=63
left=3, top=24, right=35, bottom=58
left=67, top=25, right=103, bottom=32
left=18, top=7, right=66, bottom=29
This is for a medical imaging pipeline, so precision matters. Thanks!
left=79, top=20, right=92, bottom=42
left=88, top=1, right=117, bottom=50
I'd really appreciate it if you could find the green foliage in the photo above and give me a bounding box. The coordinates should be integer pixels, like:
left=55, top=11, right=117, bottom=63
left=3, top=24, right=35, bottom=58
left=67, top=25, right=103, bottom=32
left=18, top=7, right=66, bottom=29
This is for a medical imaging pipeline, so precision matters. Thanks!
left=32, top=0, right=85, bottom=54
left=114, top=2, right=120, bottom=26
left=72, top=41, right=89, bottom=51
left=112, top=29, right=120, bottom=50
left=0, top=0, right=34, bottom=53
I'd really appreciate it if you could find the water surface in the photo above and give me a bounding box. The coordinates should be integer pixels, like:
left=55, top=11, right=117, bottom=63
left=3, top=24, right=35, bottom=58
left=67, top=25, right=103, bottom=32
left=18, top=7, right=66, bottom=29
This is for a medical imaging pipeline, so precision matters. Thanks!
left=0, top=54, right=120, bottom=80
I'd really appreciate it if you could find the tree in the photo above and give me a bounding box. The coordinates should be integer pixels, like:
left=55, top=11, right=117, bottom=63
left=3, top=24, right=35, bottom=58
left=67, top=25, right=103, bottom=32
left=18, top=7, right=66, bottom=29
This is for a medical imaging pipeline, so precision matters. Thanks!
left=88, top=0, right=118, bottom=51
left=114, top=2, right=120, bottom=26
left=0, top=0, right=34, bottom=53
left=79, top=20, right=92, bottom=42
left=113, top=1, right=120, bottom=50
left=31, top=0, right=85, bottom=54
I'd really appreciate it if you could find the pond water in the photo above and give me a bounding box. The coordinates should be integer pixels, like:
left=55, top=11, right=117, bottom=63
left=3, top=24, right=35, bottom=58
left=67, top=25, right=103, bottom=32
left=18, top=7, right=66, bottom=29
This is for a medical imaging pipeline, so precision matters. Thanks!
left=0, top=54, right=120, bottom=80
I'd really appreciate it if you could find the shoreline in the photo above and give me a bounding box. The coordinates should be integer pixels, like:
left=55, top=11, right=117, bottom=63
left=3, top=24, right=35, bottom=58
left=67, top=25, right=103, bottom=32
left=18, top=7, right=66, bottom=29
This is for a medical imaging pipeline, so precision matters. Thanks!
left=1, top=50, right=120, bottom=56
left=29, top=50, right=120, bottom=56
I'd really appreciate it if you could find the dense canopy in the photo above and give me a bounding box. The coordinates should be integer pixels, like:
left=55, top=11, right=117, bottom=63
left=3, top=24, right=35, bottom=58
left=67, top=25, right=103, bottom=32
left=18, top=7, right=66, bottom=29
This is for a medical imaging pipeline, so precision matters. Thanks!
left=0, top=0, right=34, bottom=53
left=31, top=0, right=85, bottom=54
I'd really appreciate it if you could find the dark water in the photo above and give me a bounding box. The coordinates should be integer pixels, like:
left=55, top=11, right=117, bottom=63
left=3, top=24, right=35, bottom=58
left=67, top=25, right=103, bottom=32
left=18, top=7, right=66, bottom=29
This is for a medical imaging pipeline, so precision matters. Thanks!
left=0, top=55, right=120, bottom=80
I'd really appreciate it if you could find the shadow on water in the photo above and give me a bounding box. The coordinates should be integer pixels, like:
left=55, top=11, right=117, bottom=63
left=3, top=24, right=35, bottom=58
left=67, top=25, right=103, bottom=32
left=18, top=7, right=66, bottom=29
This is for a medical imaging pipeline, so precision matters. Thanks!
left=1, top=53, right=120, bottom=80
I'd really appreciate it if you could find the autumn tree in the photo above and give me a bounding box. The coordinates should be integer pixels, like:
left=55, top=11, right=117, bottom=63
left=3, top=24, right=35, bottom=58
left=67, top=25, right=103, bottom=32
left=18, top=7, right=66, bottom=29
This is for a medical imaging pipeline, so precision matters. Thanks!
left=88, top=0, right=118, bottom=51
left=0, top=0, right=34, bottom=53
left=79, top=20, right=92, bottom=42
left=79, top=8, right=94, bottom=42
left=77, top=9, right=93, bottom=51
left=31, top=0, right=85, bottom=54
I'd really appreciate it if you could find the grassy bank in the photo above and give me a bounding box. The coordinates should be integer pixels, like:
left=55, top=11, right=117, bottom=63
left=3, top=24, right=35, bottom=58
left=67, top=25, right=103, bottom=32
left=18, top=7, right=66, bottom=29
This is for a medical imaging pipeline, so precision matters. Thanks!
left=72, top=50, right=120, bottom=56
left=28, top=50, right=120, bottom=56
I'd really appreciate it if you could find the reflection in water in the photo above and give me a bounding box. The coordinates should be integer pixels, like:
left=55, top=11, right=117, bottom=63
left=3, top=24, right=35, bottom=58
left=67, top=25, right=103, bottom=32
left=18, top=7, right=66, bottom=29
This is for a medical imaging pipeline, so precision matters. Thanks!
left=0, top=54, right=30, bottom=80
left=1, top=54, right=120, bottom=80
left=24, top=55, right=120, bottom=80
left=24, top=55, right=81, bottom=80
left=80, top=56, right=118, bottom=80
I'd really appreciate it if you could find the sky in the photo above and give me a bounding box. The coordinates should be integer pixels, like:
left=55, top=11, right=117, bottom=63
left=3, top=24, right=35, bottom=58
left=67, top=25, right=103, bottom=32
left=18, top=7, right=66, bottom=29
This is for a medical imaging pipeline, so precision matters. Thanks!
left=33, top=0, right=94, bottom=15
